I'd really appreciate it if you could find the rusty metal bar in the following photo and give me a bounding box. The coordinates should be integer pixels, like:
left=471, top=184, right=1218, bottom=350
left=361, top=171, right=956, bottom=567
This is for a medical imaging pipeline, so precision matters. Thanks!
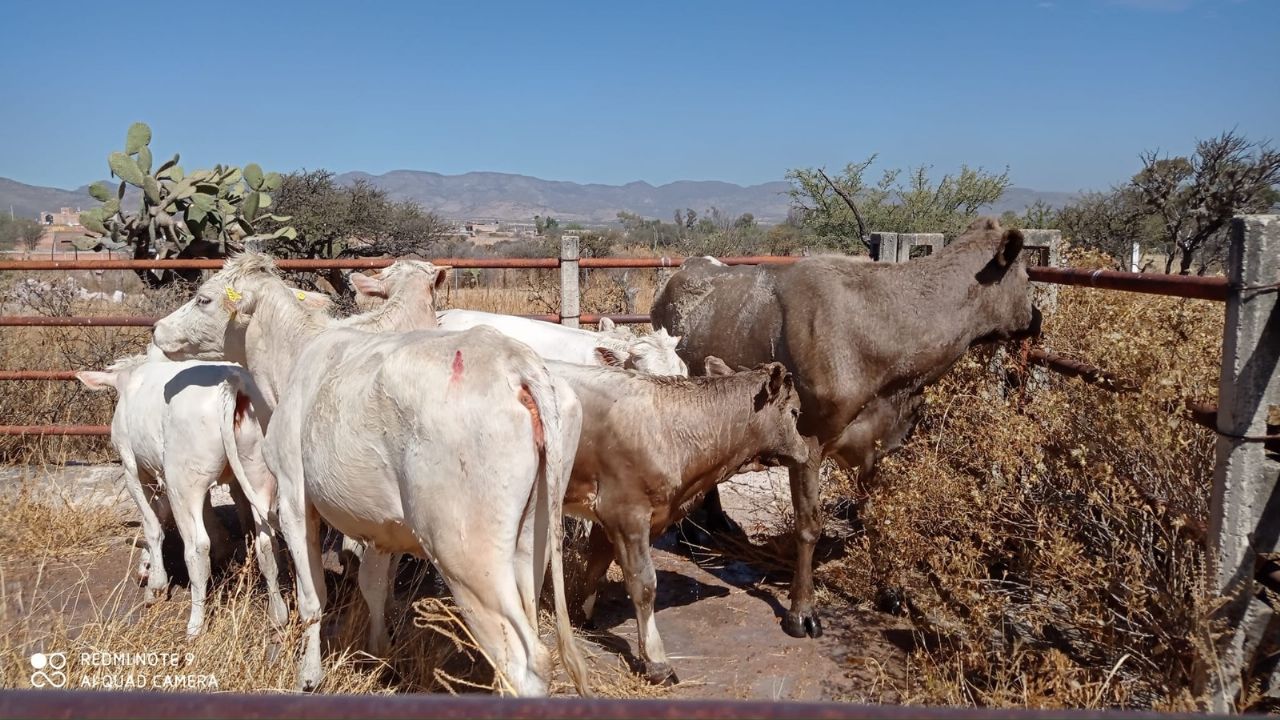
left=1184, top=400, right=1280, bottom=447
left=579, top=255, right=798, bottom=269
left=0, top=424, right=110, bottom=436
left=0, top=315, right=157, bottom=327
left=0, top=257, right=558, bottom=271
left=0, top=314, right=650, bottom=328
left=1025, top=348, right=1137, bottom=392
left=0, top=256, right=798, bottom=271
left=1027, top=267, right=1228, bottom=301
left=583, top=313, right=650, bottom=325
left=0, top=255, right=1231, bottom=301
left=0, top=370, right=80, bottom=381
left=0, top=689, right=1212, bottom=720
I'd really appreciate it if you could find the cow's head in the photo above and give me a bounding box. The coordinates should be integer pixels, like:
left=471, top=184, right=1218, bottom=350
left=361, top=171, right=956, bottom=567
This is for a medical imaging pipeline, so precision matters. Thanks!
left=152, top=251, right=280, bottom=362
left=706, top=356, right=808, bottom=468
left=627, top=328, right=688, bottom=376
left=959, top=217, right=1042, bottom=343
left=350, top=260, right=450, bottom=303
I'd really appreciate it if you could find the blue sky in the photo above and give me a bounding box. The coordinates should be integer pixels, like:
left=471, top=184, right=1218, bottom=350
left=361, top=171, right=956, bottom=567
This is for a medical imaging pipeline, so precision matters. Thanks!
left=1, top=0, right=1275, bottom=193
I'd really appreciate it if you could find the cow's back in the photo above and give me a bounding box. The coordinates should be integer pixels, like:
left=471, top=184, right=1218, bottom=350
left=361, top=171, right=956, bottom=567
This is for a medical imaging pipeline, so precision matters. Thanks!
left=654, top=256, right=883, bottom=440
left=116, top=360, right=244, bottom=475
left=285, top=326, right=548, bottom=554
left=437, top=310, right=607, bottom=365
left=652, top=258, right=787, bottom=374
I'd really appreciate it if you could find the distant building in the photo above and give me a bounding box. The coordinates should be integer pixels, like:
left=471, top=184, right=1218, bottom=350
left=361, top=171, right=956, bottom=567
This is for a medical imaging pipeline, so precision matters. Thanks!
left=38, top=207, right=82, bottom=226
left=464, top=221, right=501, bottom=235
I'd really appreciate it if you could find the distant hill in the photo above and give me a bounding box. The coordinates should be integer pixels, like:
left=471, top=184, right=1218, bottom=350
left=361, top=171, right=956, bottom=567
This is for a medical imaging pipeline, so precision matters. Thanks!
left=336, top=170, right=1082, bottom=223
left=1, top=171, right=1078, bottom=226
left=0, top=177, right=101, bottom=221
left=336, top=170, right=799, bottom=224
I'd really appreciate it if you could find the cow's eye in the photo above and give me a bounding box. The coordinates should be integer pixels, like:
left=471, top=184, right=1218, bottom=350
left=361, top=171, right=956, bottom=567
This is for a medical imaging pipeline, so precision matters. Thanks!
left=790, top=408, right=800, bottom=419
left=196, top=295, right=212, bottom=307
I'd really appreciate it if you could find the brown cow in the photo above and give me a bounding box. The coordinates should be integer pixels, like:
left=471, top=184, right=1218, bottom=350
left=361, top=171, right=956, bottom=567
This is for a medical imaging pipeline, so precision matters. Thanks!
left=551, top=358, right=808, bottom=685
left=651, top=217, right=1042, bottom=639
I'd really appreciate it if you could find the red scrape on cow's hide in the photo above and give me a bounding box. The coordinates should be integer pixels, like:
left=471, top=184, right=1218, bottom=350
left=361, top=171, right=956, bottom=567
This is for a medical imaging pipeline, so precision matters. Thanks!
left=450, top=350, right=464, bottom=384
left=517, top=385, right=545, bottom=450
left=234, top=392, right=251, bottom=429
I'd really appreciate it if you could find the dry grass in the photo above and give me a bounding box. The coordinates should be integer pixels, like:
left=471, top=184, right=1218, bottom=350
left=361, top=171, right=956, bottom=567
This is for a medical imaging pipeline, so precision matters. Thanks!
left=0, top=480, right=128, bottom=563
left=807, top=248, right=1223, bottom=710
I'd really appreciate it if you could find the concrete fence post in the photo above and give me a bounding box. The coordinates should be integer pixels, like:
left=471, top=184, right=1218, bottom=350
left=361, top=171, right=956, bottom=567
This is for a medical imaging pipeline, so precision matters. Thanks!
left=559, top=234, right=580, bottom=328
left=897, top=233, right=945, bottom=261
left=868, top=232, right=898, bottom=262
left=1021, top=229, right=1062, bottom=315
left=1199, top=214, right=1279, bottom=711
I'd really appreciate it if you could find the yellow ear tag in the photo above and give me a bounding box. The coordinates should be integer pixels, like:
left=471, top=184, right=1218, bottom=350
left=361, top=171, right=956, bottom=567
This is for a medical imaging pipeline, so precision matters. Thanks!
left=296, top=291, right=307, bottom=302
left=224, top=286, right=243, bottom=303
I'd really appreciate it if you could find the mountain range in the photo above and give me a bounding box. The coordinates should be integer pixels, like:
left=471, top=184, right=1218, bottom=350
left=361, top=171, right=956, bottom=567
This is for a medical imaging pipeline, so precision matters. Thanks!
left=1, top=171, right=1078, bottom=225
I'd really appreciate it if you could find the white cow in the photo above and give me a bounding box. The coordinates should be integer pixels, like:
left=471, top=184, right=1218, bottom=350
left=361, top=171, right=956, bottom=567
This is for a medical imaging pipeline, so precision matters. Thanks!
left=152, top=253, right=590, bottom=696
left=75, top=355, right=283, bottom=637
left=434, top=309, right=686, bottom=375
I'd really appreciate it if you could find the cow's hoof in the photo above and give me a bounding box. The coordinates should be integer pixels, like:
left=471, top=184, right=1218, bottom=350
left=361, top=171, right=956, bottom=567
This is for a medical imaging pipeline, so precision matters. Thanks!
left=781, top=611, right=823, bottom=638
left=644, top=662, right=678, bottom=686
left=296, top=673, right=322, bottom=693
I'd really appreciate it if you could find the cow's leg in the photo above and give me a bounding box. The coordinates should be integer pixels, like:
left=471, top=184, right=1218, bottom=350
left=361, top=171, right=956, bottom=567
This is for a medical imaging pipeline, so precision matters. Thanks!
left=201, top=492, right=234, bottom=569
left=167, top=477, right=215, bottom=637
left=124, top=462, right=168, bottom=603
left=357, top=547, right=393, bottom=656
left=227, top=480, right=254, bottom=546
left=277, top=471, right=326, bottom=691
left=580, top=524, right=615, bottom=626
left=614, top=523, right=676, bottom=685
left=783, top=435, right=825, bottom=639
left=303, top=504, right=328, bottom=684
left=240, top=456, right=287, bottom=629
left=441, top=557, right=550, bottom=697
left=512, top=491, right=541, bottom=631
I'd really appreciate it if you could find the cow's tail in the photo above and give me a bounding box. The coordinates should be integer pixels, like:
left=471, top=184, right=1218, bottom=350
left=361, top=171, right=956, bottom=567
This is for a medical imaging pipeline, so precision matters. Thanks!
left=519, top=365, right=591, bottom=697
left=218, top=370, right=274, bottom=525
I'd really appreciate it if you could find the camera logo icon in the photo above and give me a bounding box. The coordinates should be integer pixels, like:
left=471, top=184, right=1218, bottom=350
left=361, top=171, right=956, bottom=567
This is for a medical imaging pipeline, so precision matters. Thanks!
left=30, top=652, right=68, bottom=688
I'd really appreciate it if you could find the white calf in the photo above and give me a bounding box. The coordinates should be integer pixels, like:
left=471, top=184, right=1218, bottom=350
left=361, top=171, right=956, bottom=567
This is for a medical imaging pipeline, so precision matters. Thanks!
left=77, top=356, right=284, bottom=636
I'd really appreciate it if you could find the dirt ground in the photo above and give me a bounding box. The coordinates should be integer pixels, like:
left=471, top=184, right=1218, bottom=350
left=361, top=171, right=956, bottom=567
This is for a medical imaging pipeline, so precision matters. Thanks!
left=0, top=463, right=909, bottom=700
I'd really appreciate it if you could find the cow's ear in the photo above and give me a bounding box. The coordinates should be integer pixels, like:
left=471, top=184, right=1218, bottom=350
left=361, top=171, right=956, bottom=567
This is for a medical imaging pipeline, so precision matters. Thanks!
left=222, top=286, right=257, bottom=318
left=753, top=363, right=789, bottom=410
left=76, top=371, right=117, bottom=391
left=703, top=355, right=733, bottom=376
left=433, top=266, right=451, bottom=292
left=598, top=317, right=615, bottom=332
left=594, top=347, right=627, bottom=367
left=350, top=272, right=387, bottom=298
left=994, top=228, right=1025, bottom=268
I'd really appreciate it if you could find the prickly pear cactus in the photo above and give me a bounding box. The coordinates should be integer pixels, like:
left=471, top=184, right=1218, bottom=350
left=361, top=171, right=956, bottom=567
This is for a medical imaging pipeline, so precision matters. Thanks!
left=79, top=122, right=297, bottom=275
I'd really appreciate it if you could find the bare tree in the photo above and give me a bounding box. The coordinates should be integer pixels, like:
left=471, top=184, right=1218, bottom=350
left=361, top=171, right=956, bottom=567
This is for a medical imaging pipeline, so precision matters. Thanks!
left=1131, top=131, right=1280, bottom=275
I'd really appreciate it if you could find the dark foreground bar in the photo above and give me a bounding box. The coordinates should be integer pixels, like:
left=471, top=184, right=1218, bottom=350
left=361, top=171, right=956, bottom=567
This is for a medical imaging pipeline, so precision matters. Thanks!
left=0, top=690, right=1216, bottom=720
